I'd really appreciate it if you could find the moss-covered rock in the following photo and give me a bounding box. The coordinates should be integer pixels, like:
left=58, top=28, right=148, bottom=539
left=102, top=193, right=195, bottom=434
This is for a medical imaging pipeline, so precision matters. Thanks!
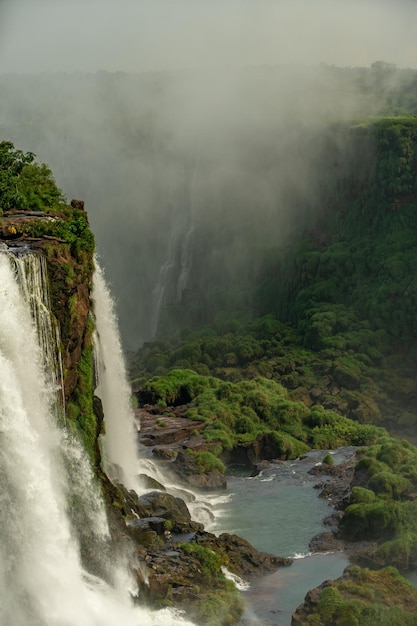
left=292, top=565, right=417, bottom=626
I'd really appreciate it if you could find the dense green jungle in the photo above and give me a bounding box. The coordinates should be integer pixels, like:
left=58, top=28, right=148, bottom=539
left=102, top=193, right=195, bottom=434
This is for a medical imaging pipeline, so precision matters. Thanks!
left=3, top=62, right=417, bottom=623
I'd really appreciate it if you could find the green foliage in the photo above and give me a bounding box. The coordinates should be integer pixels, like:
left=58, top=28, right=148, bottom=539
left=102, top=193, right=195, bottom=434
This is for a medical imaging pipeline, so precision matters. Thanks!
left=202, top=428, right=234, bottom=451
left=0, top=141, right=64, bottom=212
left=368, top=471, right=410, bottom=499
left=269, top=430, right=310, bottom=459
left=0, top=141, right=35, bottom=212
left=263, top=120, right=417, bottom=365
left=318, top=586, right=344, bottom=621
left=376, top=534, right=417, bottom=570
left=307, top=566, right=417, bottom=625
left=350, top=487, right=376, bottom=504
left=340, top=438, right=417, bottom=564
left=180, top=543, right=223, bottom=578
left=19, top=208, right=94, bottom=261
left=178, top=544, right=244, bottom=624
left=198, top=582, right=245, bottom=626
left=355, top=439, right=417, bottom=493
left=140, top=369, right=219, bottom=406
left=309, top=409, right=382, bottom=449
left=138, top=365, right=383, bottom=466
left=18, top=163, right=65, bottom=210
left=190, top=450, right=226, bottom=475
left=67, top=342, right=97, bottom=464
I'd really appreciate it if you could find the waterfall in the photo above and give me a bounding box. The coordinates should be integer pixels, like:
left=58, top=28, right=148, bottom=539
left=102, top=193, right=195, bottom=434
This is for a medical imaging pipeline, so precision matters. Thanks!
left=151, top=159, right=198, bottom=338
left=150, top=217, right=195, bottom=338
left=92, top=260, right=217, bottom=523
left=92, top=259, right=140, bottom=491
left=0, top=250, right=195, bottom=625
left=9, top=251, right=66, bottom=417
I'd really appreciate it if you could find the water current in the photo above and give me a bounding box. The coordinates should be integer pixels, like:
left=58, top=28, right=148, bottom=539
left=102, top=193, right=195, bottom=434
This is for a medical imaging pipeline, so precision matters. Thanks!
left=210, top=450, right=352, bottom=625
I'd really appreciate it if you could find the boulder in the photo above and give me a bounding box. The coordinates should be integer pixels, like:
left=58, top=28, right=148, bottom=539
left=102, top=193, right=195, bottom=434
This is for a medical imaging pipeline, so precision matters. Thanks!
left=138, top=490, right=203, bottom=532
left=194, top=531, right=292, bottom=578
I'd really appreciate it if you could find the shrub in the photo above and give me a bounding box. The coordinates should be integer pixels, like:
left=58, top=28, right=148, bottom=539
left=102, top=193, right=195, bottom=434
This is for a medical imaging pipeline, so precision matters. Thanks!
left=350, top=487, right=376, bottom=504
left=193, top=451, right=226, bottom=475
left=318, top=586, right=344, bottom=621
left=180, top=543, right=223, bottom=577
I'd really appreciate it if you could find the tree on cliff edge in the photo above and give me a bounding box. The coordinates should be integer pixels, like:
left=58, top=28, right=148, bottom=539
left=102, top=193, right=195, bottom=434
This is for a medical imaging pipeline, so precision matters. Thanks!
left=0, top=141, right=64, bottom=213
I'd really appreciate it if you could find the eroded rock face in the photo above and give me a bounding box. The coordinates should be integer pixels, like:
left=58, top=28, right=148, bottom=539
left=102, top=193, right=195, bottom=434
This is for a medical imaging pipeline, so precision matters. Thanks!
left=43, top=243, right=92, bottom=399
left=0, top=222, right=93, bottom=401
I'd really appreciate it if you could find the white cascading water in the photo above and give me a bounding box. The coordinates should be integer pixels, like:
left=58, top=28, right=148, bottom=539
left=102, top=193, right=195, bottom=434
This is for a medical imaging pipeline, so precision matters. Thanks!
left=0, top=250, right=195, bottom=626
left=92, top=259, right=140, bottom=491
left=92, top=259, right=218, bottom=523
left=9, top=251, right=66, bottom=416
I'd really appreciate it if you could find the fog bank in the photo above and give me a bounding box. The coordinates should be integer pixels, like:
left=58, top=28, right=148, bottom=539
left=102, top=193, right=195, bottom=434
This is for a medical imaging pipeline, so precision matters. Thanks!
left=1, top=1, right=417, bottom=73
left=1, top=2, right=417, bottom=347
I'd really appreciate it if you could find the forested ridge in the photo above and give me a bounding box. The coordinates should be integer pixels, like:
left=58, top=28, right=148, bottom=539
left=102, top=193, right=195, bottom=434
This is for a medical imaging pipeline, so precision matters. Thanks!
left=131, top=117, right=417, bottom=433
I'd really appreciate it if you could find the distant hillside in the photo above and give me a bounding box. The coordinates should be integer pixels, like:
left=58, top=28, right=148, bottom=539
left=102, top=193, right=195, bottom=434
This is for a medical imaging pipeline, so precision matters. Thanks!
left=130, top=117, right=417, bottom=439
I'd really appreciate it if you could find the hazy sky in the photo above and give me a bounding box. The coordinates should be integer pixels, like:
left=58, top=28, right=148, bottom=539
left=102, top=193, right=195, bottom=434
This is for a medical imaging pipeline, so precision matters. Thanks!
left=1, top=0, right=417, bottom=74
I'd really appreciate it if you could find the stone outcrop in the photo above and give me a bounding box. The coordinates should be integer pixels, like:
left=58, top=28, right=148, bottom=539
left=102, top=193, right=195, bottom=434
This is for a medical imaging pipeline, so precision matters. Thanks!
left=306, top=456, right=382, bottom=566
left=291, top=564, right=417, bottom=625
left=138, top=408, right=228, bottom=490
left=195, top=531, right=292, bottom=577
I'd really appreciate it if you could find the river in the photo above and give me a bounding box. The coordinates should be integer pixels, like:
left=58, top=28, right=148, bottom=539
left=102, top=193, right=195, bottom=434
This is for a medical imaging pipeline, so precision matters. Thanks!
left=209, top=448, right=352, bottom=625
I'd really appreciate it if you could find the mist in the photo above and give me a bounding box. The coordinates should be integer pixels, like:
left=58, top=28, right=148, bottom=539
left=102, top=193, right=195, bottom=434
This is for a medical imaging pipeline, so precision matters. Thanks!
left=1, top=1, right=417, bottom=73
left=1, top=1, right=417, bottom=348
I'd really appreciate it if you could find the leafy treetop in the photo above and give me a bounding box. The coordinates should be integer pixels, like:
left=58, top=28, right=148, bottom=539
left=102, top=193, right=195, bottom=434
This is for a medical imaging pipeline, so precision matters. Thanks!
left=0, top=141, right=65, bottom=213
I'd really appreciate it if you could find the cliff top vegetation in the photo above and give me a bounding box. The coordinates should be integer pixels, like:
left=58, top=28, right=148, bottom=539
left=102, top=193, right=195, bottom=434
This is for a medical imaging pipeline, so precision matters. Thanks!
left=0, top=140, right=65, bottom=214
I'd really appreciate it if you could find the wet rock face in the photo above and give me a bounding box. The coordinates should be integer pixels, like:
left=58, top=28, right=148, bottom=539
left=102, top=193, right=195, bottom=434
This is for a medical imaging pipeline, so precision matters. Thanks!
left=0, top=218, right=94, bottom=400
left=43, top=245, right=92, bottom=399
left=137, top=490, right=202, bottom=532
left=103, top=476, right=290, bottom=625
